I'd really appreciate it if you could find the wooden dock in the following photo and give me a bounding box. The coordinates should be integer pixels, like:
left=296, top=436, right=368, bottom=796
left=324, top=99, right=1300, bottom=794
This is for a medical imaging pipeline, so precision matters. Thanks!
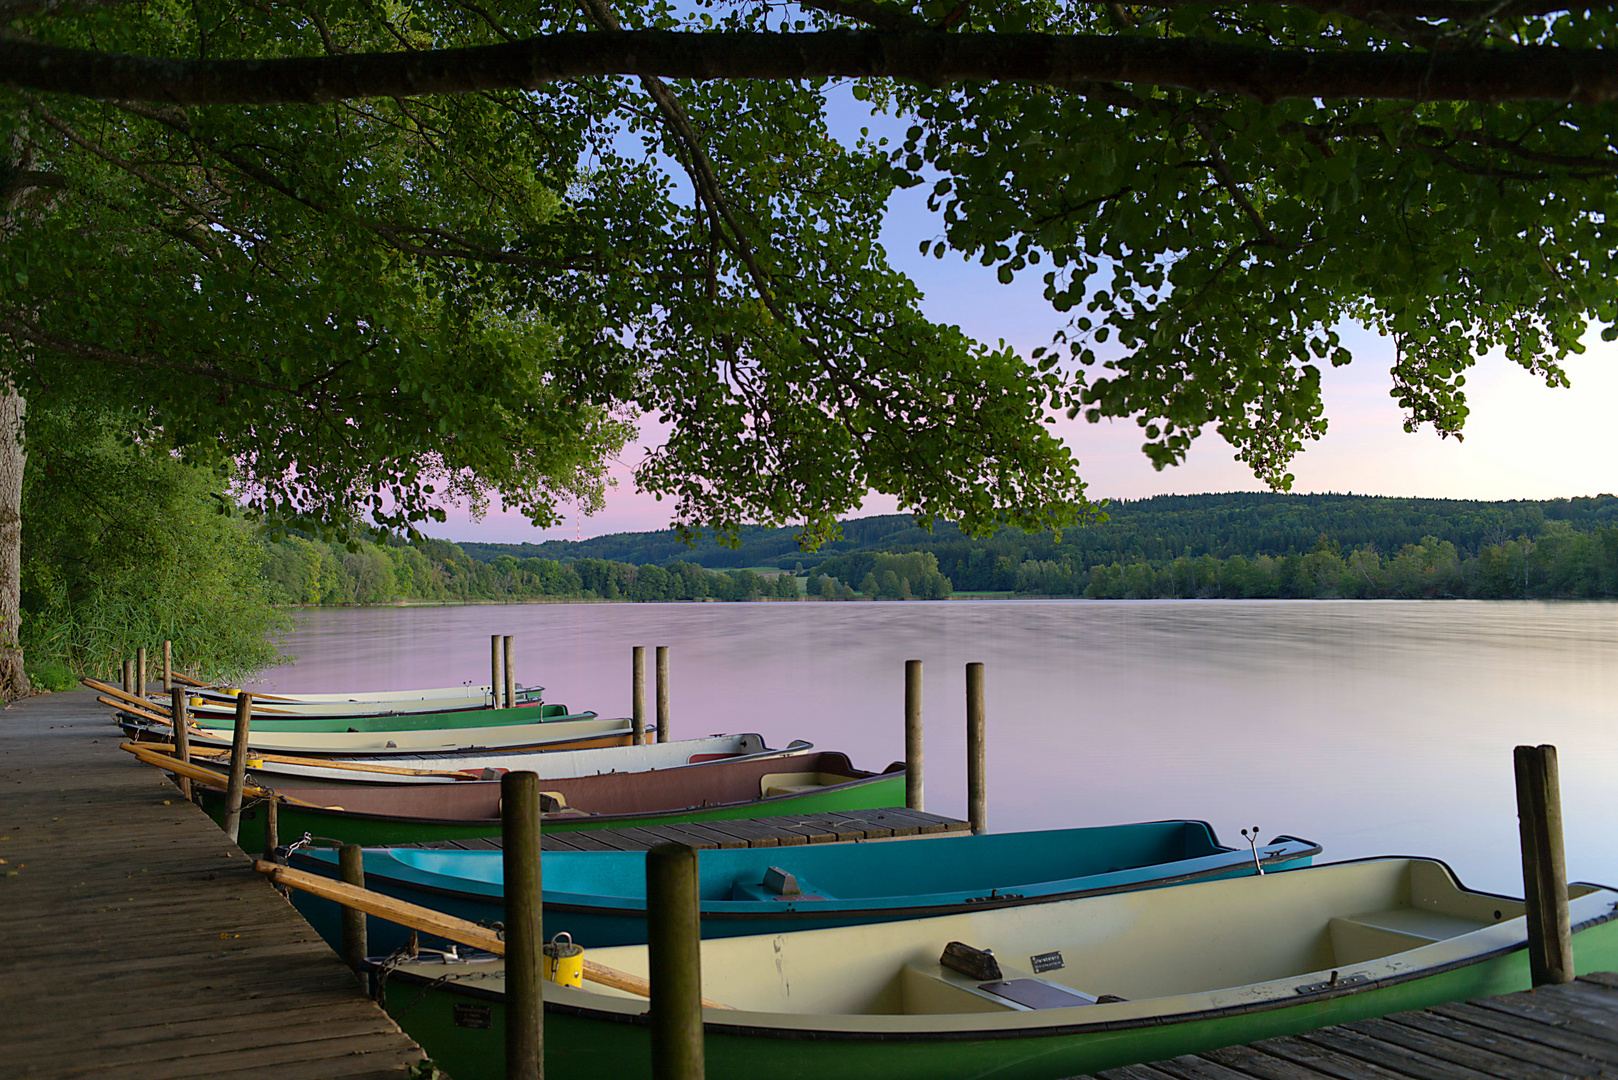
left=1079, top=973, right=1618, bottom=1079
left=0, top=689, right=425, bottom=1080
left=407, top=805, right=970, bottom=852
left=9, top=689, right=1618, bottom=1080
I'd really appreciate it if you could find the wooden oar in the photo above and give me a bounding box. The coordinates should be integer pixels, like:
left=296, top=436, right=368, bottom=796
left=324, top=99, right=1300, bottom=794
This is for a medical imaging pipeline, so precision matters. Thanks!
left=170, top=672, right=210, bottom=688
left=118, top=742, right=333, bottom=809
left=96, top=695, right=180, bottom=728
left=181, top=744, right=487, bottom=781
left=83, top=677, right=171, bottom=719
left=251, top=861, right=734, bottom=1009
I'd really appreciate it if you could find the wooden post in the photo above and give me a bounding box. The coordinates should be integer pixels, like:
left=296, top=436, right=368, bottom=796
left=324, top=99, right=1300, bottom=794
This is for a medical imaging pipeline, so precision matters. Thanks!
left=647, top=843, right=704, bottom=1080
left=339, top=843, right=368, bottom=973
left=170, top=687, right=192, bottom=801
left=905, top=660, right=923, bottom=812
left=631, top=646, right=646, bottom=745
left=162, top=641, right=172, bottom=693
left=656, top=645, right=669, bottom=745
left=1515, top=744, right=1573, bottom=986
left=966, top=662, right=986, bottom=834
left=492, top=634, right=503, bottom=710
left=263, top=799, right=280, bottom=861
left=136, top=646, right=147, bottom=694
left=504, top=635, right=516, bottom=711
left=122, top=658, right=134, bottom=695
left=503, top=771, right=544, bottom=1080
left=221, top=693, right=252, bottom=845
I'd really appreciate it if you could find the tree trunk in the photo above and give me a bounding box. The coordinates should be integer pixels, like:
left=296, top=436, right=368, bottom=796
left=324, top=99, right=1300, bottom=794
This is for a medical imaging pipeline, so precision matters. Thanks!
left=0, top=386, right=28, bottom=699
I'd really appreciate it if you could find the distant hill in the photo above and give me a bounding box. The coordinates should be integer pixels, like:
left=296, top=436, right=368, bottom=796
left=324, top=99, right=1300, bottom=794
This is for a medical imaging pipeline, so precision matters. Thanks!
left=454, top=514, right=943, bottom=571
left=453, top=491, right=1618, bottom=583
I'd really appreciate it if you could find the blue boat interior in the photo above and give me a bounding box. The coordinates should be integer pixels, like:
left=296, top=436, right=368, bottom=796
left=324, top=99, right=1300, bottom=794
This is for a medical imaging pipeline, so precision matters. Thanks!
left=375, top=820, right=1308, bottom=908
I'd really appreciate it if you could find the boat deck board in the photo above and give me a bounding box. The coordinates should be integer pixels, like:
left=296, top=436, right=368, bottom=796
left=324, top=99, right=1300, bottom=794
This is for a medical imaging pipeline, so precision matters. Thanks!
left=1079, top=972, right=1618, bottom=1080
left=0, top=689, right=425, bottom=1080
left=402, top=805, right=970, bottom=852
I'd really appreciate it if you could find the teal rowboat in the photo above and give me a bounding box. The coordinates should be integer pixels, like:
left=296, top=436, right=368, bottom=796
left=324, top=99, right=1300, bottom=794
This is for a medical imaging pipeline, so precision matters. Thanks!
left=363, top=858, right=1618, bottom=1080
left=287, top=823, right=1320, bottom=952
left=198, top=750, right=904, bottom=851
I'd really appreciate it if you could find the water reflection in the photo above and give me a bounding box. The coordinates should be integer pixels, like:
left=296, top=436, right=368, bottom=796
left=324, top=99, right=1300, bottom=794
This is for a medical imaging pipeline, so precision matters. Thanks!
left=261, top=600, right=1618, bottom=894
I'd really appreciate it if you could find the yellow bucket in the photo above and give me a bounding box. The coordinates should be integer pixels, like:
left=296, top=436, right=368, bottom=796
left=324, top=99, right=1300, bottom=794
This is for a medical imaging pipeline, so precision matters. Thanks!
left=542, top=932, right=584, bottom=988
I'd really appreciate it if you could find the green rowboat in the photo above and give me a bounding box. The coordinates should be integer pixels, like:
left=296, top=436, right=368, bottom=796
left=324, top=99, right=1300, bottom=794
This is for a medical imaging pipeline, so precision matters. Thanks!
left=169, top=703, right=590, bottom=733
left=365, top=857, right=1618, bottom=1080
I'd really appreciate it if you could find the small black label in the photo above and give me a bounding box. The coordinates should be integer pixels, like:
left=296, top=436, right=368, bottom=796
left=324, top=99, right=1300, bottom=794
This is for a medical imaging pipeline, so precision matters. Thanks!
left=453, top=1003, right=492, bottom=1029
left=1030, top=950, right=1065, bottom=973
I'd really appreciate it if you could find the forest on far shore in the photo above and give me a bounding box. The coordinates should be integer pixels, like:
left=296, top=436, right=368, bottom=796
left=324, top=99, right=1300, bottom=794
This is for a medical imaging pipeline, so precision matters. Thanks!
left=260, top=492, right=1618, bottom=606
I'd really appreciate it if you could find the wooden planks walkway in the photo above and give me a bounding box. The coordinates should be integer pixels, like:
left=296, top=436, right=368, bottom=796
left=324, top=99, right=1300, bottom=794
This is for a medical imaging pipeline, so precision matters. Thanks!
left=0, top=689, right=425, bottom=1080
left=406, top=805, right=970, bottom=852
left=1080, top=973, right=1618, bottom=1080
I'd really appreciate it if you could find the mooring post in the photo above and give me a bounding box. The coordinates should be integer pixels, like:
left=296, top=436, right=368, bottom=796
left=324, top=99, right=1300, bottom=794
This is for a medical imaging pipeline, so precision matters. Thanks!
left=136, top=646, right=147, bottom=694
left=1515, top=744, right=1573, bottom=985
left=503, top=771, right=544, bottom=1080
left=966, top=662, right=987, bottom=834
left=656, top=645, right=670, bottom=745
left=491, top=634, right=503, bottom=709
left=504, top=635, right=516, bottom=711
left=122, top=658, right=134, bottom=695
left=221, top=693, right=253, bottom=844
left=162, top=640, right=172, bottom=693
left=631, top=646, right=646, bottom=745
left=170, top=687, right=192, bottom=801
left=338, top=843, right=368, bottom=973
left=905, top=660, right=923, bottom=812
left=263, top=799, right=280, bottom=861
left=647, top=843, right=704, bottom=1080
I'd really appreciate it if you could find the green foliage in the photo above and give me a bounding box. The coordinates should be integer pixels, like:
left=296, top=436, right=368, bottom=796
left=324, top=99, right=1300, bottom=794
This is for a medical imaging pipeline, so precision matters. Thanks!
left=1, top=0, right=1092, bottom=555
left=22, top=405, right=290, bottom=682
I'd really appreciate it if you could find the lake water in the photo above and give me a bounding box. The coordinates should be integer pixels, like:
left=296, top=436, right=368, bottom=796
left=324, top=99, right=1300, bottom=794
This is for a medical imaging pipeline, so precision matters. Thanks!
left=257, top=599, right=1618, bottom=896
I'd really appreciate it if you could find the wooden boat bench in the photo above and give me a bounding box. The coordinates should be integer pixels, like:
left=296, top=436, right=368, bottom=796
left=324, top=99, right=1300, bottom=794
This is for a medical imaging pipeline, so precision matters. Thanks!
left=1328, top=907, right=1495, bottom=966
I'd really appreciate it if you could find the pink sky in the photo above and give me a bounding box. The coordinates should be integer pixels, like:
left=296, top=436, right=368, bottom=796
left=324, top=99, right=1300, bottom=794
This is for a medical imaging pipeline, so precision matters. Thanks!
left=429, top=181, right=1618, bottom=545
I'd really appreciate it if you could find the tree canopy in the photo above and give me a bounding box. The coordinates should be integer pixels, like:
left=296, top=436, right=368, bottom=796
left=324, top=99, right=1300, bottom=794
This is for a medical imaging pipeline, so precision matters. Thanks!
left=2, top=0, right=1614, bottom=548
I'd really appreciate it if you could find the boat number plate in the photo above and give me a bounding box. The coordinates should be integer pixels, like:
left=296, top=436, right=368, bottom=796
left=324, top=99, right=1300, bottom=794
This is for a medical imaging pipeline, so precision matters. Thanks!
left=1030, top=951, right=1065, bottom=973
left=453, top=1004, right=493, bottom=1029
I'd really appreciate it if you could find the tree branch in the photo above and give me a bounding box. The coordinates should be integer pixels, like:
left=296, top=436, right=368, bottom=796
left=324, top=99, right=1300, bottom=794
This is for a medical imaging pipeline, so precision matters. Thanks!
left=1, top=32, right=1614, bottom=105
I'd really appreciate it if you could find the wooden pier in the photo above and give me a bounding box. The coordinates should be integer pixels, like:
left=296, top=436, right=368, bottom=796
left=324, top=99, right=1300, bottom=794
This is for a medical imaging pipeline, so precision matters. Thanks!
left=1079, top=973, right=1618, bottom=1079
left=0, top=689, right=424, bottom=1079
left=409, top=805, right=970, bottom=852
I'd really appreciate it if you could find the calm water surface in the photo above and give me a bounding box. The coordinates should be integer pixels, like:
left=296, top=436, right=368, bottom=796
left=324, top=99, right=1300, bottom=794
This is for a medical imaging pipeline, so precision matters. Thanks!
left=258, top=600, right=1618, bottom=896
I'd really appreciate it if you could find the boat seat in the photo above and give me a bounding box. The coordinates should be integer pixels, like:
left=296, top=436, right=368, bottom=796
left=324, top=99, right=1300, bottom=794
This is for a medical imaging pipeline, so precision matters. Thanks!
left=759, top=771, right=834, bottom=798
left=1328, top=908, right=1488, bottom=965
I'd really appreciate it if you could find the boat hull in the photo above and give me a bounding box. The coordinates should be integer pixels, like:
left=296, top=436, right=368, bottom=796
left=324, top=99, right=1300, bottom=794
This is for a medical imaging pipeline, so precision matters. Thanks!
left=380, top=934, right=1618, bottom=1080
left=174, top=704, right=588, bottom=733
left=288, top=823, right=1319, bottom=951
left=199, top=752, right=904, bottom=850
left=125, top=714, right=635, bottom=757
left=361, top=859, right=1618, bottom=1080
